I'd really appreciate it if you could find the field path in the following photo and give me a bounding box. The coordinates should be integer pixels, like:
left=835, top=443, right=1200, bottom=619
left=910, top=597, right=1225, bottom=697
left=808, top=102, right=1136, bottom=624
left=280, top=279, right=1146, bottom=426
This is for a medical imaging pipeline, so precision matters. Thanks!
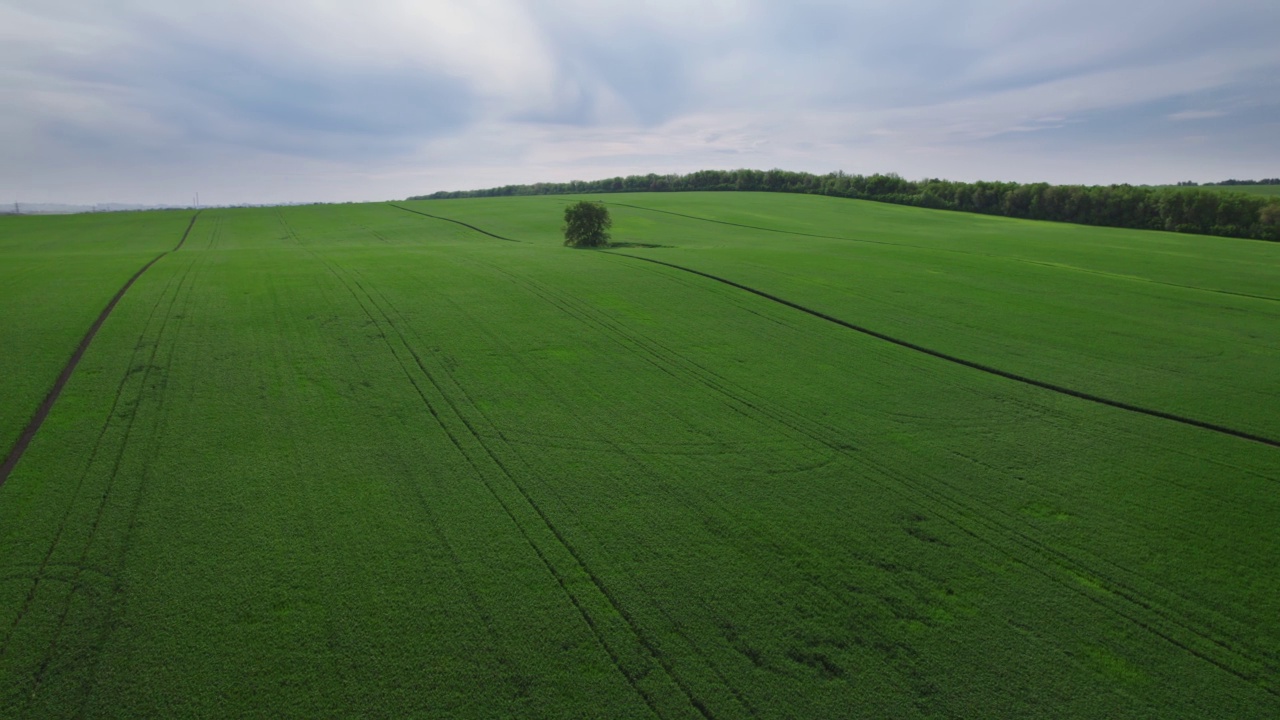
left=0, top=213, right=200, bottom=487
left=601, top=251, right=1280, bottom=449
left=601, top=201, right=1280, bottom=302
left=388, top=203, right=523, bottom=242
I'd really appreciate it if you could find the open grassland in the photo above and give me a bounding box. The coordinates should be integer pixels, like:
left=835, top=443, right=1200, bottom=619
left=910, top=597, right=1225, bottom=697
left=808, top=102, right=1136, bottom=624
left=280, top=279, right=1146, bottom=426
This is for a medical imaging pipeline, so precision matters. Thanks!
left=0, top=195, right=1277, bottom=717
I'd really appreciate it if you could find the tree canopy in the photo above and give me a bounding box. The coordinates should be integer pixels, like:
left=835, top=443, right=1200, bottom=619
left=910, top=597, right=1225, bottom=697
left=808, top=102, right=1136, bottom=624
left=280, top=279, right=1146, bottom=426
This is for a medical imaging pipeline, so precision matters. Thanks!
left=563, top=201, right=612, bottom=248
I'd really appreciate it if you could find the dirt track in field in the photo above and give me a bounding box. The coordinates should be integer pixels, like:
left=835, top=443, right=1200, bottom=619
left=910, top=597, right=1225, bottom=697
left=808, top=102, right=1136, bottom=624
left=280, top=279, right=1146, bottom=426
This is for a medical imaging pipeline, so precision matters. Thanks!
left=601, top=250, right=1280, bottom=450
left=0, top=213, right=200, bottom=487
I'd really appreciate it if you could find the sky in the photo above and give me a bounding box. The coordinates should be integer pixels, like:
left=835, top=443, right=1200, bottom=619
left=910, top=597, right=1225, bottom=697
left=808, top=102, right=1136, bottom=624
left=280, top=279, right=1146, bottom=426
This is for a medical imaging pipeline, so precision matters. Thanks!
left=2, top=0, right=1279, bottom=206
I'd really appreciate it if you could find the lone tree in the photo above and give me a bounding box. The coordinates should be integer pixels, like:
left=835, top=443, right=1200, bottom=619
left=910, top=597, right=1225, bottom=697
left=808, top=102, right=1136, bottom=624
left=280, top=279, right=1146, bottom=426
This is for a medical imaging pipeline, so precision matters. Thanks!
left=563, top=200, right=612, bottom=247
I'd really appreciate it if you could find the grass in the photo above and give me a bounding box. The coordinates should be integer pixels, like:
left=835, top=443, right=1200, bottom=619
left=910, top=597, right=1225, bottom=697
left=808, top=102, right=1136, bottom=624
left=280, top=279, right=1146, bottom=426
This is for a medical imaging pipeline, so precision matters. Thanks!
left=440, top=193, right=1280, bottom=439
left=1204, top=185, right=1280, bottom=198
left=0, top=194, right=1277, bottom=717
left=0, top=211, right=194, bottom=454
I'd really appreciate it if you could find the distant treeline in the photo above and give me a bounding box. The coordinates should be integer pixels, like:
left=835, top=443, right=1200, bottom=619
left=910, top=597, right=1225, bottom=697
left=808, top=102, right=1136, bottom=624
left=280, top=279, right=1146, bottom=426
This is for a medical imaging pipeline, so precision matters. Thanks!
left=1179, top=178, right=1280, bottom=186
left=411, top=169, right=1280, bottom=241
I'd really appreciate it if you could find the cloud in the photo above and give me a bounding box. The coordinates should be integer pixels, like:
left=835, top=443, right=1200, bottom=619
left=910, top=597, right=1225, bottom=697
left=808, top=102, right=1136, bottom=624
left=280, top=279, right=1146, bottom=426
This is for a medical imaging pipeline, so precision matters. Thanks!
left=1, top=0, right=1278, bottom=204
left=1168, top=110, right=1229, bottom=121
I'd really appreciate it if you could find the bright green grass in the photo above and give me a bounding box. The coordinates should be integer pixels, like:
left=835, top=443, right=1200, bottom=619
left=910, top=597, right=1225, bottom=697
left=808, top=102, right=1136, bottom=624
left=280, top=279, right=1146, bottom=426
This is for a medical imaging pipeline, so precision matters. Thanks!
left=1, top=197, right=1278, bottom=717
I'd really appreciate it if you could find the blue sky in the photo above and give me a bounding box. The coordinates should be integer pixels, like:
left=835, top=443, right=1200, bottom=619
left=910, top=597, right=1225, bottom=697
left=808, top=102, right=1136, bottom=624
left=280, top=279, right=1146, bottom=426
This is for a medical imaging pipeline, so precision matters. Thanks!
left=2, top=0, right=1278, bottom=205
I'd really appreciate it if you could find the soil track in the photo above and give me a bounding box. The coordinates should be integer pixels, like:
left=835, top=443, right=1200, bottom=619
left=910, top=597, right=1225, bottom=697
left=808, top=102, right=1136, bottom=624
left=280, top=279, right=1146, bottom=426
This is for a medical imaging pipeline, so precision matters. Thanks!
left=388, top=203, right=523, bottom=242
left=603, top=201, right=1280, bottom=303
left=390, top=203, right=1280, bottom=449
left=602, top=250, right=1280, bottom=450
left=0, top=212, right=200, bottom=487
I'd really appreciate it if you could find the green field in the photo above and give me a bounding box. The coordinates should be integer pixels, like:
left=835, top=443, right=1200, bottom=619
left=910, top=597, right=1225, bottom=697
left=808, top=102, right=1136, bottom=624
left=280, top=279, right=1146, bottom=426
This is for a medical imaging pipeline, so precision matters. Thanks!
left=1171, top=184, right=1280, bottom=198
left=1217, top=185, right=1280, bottom=198
left=1, top=193, right=1277, bottom=717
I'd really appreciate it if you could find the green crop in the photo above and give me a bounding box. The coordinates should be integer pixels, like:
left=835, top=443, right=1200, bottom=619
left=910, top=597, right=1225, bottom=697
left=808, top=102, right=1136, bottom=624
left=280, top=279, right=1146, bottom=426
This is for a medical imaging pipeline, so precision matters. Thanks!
left=1, top=195, right=1277, bottom=717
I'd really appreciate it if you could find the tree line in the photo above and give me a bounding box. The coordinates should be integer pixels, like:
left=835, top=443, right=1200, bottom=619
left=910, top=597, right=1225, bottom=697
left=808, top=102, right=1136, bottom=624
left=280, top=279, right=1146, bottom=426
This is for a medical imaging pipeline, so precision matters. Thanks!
left=410, top=169, right=1280, bottom=242
left=1179, top=178, right=1280, bottom=186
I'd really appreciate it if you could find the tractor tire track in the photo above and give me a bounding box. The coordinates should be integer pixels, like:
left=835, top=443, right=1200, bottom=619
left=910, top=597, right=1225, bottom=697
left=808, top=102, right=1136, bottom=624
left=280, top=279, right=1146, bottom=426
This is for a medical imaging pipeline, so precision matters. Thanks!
left=362, top=226, right=393, bottom=244
left=0, top=217, right=200, bottom=662
left=274, top=253, right=530, bottom=710
left=384, top=446, right=533, bottom=709
left=598, top=285, right=1275, bottom=689
left=277, top=218, right=538, bottom=696
left=389, top=272, right=778, bottom=714
left=397, top=273, right=871, bottom=712
left=351, top=266, right=739, bottom=718
left=440, top=208, right=1277, bottom=693
left=315, top=255, right=674, bottom=718
left=507, top=263, right=1195, bottom=605
left=317, top=209, right=1277, bottom=699
left=273, top=209, right=688, bottom=716
left=597, top=201, right=1280, bottom=303
left=466, top=262, right=1035, bottom=705
left=598, top=200, right=901, bottom=246
left=387, top=203, right=522, bottom=242
left=499, top=271, right=1025, bottom=711
left=842, top=436, right=1280, bottom=691
left=456, top=258, right=950, bottom=706
left=203, top=214, right=224, bottom=252
left=0, top=212, right=201, bottom=488
left=334, top=266, right=697, bottom=719
left=1014, top=258, right=1280, bottom=304
left=600, top=251, right=1280, bottom=450
left=403, top=205, right=1279, bottom=447
left=393, top=210, right=1279, bottom=685
left=20, top=252, right=203, bottom=708
left=894, top=458, right=1280, bottom=693
left=424, top=215, right=1274, bottom=691
left=566, top=251, right=1279, bottom=686
left=71, top=252, right=209, bottom=712
left=0, top=267, right=188, bottom=661
left=472, top=257, right=796, bottom=444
